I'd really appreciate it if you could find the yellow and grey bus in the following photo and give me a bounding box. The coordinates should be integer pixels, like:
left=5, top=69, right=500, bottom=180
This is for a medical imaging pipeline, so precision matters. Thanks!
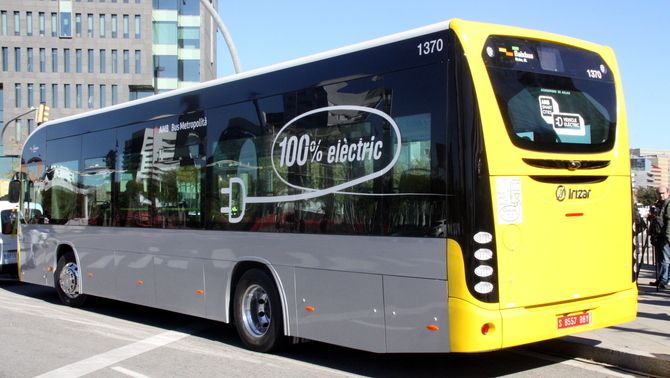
left=9, top=19, right=636, bottom=353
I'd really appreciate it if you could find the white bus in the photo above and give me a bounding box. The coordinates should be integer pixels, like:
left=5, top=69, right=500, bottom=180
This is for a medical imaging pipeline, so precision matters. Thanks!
left=0, top=201, right=18, bottom=275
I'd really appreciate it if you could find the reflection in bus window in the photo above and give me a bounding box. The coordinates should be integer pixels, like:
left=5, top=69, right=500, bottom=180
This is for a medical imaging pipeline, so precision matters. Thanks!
left=154, top=119, right=205, bottom=229
left=1, top=209, right=15, bottom=234
left=117, top=125, right=152, bottom=227
left=82, top=157, right=113, bottom=226
left=44, top=136, right=81, bottom=225
left=46, top=160, right=79, bottom=224
left=204, top=64, right=447, bottom=237
left=208, top=102, right=262, bottom=230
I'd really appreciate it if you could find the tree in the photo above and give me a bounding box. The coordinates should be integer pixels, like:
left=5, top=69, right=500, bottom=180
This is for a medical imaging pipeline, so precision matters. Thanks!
left=635, top=186, right=658, bottom=206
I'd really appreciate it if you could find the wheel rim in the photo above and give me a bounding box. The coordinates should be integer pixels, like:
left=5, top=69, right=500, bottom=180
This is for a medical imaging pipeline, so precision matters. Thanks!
left=241, top=284, right=271, bottom=338
left=59, top=262, right=81, bottom=299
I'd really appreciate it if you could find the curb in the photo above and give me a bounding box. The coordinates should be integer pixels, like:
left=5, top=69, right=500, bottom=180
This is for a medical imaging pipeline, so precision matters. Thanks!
left=532, top=337, right=670, bottom=377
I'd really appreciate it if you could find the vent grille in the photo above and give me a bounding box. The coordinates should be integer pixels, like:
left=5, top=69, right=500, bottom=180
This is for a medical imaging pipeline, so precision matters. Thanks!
left=522, top=159, right=610, bottom=170
left=529, top=176, right=607, bottom=184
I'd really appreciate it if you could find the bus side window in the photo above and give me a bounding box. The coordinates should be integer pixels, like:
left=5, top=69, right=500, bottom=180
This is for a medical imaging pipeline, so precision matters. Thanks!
left=82, top=157, right=113, bottom=226
left=23, top=163, right=46, bottom=224
left=82, top=129, right=116, bottom=227
left=45, top=136, right=83, bottom=225
left=1, top=210, right=15, bottom=235
left=153, top=115, right=206, bottom=230
left=117, top=125, right=152, bottom=228
left=208, top=102, right=262, bottom=230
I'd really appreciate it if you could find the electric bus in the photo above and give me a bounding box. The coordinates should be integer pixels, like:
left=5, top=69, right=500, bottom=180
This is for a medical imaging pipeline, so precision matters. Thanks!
left=9, top=19, right=636, bottom=353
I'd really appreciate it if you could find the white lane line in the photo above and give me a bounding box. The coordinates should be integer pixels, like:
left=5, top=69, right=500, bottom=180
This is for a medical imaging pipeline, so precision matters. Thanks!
left=34, top=324, right=205, bottom=378
left=111, top=366, right=152, bottom=378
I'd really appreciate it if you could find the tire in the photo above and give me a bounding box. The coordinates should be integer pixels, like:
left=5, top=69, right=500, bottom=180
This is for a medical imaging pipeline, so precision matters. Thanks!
left=54, top=252, right=87, bottom=307
left=233, top=268, right=286, bottom=352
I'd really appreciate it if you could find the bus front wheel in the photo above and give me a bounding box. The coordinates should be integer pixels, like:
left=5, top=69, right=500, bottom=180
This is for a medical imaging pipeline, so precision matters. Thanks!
left=55, top=252, right=87, bottom=307
left=233, top=268, right=286, bottom=352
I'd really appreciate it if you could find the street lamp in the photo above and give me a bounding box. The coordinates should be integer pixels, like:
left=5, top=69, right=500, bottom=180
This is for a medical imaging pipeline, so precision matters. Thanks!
left=198, top=0, right=242, bottom=74
left=1, top=107, right=36, bottom=157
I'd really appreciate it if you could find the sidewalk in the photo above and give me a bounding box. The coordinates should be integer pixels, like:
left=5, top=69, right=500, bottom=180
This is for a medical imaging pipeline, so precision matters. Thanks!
left=536, top=264, right=670, bottom=377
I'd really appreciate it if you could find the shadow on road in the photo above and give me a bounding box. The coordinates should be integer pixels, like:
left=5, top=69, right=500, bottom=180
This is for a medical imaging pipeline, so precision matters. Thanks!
left=0, top=277, right=628, bottom=377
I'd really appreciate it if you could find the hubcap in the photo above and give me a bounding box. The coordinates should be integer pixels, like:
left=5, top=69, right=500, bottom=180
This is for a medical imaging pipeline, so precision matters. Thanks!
left=241, top=284, right=271, bottom=338
left=59, top=262, right=81, bottom=298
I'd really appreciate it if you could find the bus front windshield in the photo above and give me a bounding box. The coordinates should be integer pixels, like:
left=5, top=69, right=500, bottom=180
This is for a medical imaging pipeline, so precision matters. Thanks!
left=483, top=36, right=616, bottom=153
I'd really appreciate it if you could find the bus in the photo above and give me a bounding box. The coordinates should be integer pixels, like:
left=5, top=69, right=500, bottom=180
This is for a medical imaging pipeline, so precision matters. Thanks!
left=0, top=200, right=43, bottom=276
left=9, top=19, right=636, bottom=353
left=0, top=201, right=19, bottom=275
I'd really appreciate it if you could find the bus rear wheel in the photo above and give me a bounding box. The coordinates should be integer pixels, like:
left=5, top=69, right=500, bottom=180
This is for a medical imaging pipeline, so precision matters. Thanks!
left=55, top=252, right=87, bottom=307
left=233, top=268, right=286, bottom=352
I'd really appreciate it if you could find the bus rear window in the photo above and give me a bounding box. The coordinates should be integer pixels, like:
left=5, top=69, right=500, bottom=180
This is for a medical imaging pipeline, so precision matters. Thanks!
left=483, top=36, right=616, bottom=153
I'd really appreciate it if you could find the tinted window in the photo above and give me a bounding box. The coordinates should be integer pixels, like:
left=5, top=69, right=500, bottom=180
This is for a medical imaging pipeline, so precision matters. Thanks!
left=45, top=136, right=81, bottom=224
left=178, top=27, right=199, bottom=48
left=179, top=0, right=199, bottom=15
left=179, top=59, right=199, bottom=82
left=1, top=209, right=15, bottom=234
left=117, top=115, right=206, bottom=229
left=207, top=102, right=262, bottom=230
left=117, top=123, right=153, bottom=227
left=483, top=36, right=616, bottom=153
left=29, top=59, right=448, bottom=237
left=153, top=0, right=178, bottom=10
left=81, top=130, right=115, bottom=226
left=152, top=112, right=206, bottom=228
left=154, top=55, right=177, bottom=78
left=20, top=132, right=47, bottom=223
left=207, top=63, right=447, bottom=237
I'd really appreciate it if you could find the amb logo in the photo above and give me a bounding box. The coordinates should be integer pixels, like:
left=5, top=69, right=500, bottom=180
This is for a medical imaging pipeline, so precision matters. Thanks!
left=555, top=185, right=591, bottom=202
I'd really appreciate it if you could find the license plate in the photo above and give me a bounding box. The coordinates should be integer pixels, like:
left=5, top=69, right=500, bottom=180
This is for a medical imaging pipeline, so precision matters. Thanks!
left=557, top=313, right=591, bottom=329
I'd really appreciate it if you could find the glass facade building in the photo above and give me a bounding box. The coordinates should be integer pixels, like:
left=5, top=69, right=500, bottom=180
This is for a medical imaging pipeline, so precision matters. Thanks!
left=152, top=0, right=210, bottom=93
left=0, top=0, right=216, bottom=194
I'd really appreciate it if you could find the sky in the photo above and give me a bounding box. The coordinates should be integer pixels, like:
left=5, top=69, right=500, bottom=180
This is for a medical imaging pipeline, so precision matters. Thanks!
left=214, top=1, right=670, bottom=150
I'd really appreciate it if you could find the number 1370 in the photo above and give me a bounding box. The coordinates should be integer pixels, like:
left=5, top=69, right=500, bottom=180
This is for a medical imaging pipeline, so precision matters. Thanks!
left=417, top=39, right=444, bottom=56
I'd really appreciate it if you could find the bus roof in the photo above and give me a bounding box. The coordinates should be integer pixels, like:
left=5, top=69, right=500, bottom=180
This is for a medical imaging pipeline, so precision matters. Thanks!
left=30, top=19, right=454, bottom=131
left=23, top=18, right=606, bottom=150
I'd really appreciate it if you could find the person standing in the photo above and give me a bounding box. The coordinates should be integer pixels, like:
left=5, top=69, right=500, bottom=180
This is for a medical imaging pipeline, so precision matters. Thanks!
left=650, top=186, right=670, bottom=288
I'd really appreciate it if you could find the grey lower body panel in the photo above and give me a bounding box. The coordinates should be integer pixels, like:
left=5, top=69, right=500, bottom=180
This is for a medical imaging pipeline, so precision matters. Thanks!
left=19, top=225, right=450, bottom=352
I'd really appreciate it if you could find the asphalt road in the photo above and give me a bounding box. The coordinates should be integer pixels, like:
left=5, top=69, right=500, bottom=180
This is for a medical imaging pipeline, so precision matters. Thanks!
left=0, top=276, right=640, bottom=378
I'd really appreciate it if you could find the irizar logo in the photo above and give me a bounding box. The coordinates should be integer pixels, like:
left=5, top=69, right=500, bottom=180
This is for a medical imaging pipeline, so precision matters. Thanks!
left=555, top=185, right=566, bottom=201
left=556, top=185, right=591, bottom=201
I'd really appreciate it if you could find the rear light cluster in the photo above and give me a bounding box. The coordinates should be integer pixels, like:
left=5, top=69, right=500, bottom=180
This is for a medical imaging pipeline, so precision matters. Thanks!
left=473, top=231, right=495, bottom=295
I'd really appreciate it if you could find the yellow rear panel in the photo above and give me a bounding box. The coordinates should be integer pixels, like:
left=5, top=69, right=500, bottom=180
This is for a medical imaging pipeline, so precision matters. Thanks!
left=448, top=19, right=636, bottom=352
left=494, top=175, right=633, bottom=308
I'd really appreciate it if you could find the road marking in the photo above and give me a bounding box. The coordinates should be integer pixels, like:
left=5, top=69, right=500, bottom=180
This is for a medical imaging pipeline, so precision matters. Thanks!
left=34, top=323, right=205, bottom=378
left=111, top=366, right=152, bottom=378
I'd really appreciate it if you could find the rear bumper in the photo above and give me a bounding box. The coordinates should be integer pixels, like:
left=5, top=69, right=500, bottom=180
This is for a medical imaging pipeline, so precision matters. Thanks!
left=449, top=286, right=638, bottom=352
left=500, top=286, right=637, bottom=348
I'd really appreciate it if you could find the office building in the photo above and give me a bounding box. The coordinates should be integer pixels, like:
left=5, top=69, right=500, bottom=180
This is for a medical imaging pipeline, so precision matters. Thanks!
left=631, top=155, right=655, bottom=189
left=631, top=148, right=670, bottom=189
left=0, top=0, right=217, bottom=193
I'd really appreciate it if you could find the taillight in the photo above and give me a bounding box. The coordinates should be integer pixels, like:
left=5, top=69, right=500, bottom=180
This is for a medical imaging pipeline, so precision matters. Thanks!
left=472, top=231, right=496, bottom=295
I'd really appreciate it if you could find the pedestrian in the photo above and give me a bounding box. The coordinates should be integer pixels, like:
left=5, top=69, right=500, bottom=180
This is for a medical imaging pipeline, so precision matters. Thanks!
left=650, top=185, right=670, bottom=289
